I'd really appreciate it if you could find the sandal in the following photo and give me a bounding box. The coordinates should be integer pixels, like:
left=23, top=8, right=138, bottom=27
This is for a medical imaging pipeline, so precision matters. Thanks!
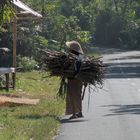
left=76, top=112, right=83, bottom=118
left=69, top=115, right=78, bottom=119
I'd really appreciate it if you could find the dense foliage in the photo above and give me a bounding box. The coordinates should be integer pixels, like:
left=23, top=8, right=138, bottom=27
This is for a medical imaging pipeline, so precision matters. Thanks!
left=0, top=0, right=14, bottom=26
left=0, top=0, right=140, bottom=68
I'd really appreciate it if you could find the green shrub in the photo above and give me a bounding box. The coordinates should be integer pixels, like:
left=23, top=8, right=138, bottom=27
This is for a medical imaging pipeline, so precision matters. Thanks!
left=17, top=56, right=38, bottom=72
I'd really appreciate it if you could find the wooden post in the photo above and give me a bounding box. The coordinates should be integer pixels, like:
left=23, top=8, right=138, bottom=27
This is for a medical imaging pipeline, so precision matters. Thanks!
left=13, top=17, right=17, bottom=68
left=5, top=73, right=9, bottom=91
left=12, top=17, right=17, bottom=89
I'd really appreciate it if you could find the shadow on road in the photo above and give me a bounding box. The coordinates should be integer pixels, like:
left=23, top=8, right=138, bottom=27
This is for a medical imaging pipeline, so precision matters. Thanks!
left=93, top=46, right=140, bottom=79
left=106, top=55, right=140, bottom=61
left=92, top=46, right=127, bottom=55
left=60, top=118, right=87, bottom=124
left=102, top=104, right=140, bottom=116
left=105, top=62, right=140, bottom=79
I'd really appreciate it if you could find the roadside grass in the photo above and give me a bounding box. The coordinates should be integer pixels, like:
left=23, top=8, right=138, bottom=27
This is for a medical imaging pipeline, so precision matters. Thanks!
left=0, top=71, right=65, bottom=140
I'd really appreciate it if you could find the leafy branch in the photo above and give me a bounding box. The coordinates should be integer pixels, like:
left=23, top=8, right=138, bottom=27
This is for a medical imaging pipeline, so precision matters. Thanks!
left=0, top=0, right=15, bottom=30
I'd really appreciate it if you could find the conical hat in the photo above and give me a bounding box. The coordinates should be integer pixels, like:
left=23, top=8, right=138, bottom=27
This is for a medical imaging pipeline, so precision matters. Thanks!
left=66, top=41, right=84, bottom=54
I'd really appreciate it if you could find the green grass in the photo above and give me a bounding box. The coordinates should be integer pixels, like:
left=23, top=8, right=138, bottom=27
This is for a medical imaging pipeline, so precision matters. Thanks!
left=0, top=71, right=65, bottom=140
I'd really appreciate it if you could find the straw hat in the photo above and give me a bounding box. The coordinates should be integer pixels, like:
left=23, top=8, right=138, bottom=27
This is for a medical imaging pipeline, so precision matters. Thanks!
left=66, top=41, right=84, bottom=54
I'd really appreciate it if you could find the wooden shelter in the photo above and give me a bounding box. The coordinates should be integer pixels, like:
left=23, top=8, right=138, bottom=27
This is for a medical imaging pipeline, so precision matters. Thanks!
left=0, top=0, right=42, bottom=91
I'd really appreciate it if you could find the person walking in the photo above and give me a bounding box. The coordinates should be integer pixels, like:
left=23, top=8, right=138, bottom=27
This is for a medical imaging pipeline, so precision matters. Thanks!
left=65, top=41, right=85, bottom=119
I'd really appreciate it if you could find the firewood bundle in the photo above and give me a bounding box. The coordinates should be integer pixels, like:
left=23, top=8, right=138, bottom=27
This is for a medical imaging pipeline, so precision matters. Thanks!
left=39, top=49, right=105, bottom=87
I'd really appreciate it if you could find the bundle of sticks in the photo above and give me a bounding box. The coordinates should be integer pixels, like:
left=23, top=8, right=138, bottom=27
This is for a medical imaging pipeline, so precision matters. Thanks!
left=39, top=49, right=105, bottom=88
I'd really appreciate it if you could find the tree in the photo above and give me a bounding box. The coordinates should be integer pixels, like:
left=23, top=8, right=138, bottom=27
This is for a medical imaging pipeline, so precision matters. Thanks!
left=0, top=0, right=15, bottom=27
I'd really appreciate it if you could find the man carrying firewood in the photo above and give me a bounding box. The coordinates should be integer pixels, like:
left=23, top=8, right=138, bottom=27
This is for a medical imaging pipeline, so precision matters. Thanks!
left=65, top=40, right=85, bottom=119
left=39, top=39, right=104, bottom=119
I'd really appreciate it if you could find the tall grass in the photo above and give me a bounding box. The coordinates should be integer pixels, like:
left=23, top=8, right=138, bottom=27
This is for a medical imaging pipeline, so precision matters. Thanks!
left=0, top=71, right=65, bottom=140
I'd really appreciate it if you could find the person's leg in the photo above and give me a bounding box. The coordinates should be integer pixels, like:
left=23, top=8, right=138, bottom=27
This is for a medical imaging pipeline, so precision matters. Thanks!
left=76, top=85, right=83, bottom=118
left=69, top=93, right=78, bottom=119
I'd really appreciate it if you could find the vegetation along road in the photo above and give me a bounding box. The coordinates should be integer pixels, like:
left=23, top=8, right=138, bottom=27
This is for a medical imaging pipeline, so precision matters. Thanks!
left=56, top=47, right=140, bottom=140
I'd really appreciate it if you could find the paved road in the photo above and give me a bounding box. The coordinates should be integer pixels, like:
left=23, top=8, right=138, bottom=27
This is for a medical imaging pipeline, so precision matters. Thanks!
left=55, top=47, right=140, bottom=140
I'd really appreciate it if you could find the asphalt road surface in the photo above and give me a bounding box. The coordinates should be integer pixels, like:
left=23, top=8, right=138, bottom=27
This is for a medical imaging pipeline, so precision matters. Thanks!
left=55, top=47, right=140, bottom=140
